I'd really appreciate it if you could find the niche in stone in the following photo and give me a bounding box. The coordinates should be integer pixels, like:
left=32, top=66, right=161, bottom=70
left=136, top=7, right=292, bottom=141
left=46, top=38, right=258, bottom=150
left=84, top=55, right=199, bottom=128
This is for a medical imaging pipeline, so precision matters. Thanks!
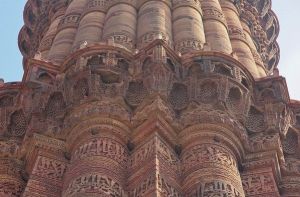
left=282, top=130, right=298, bottom=155
left=199, top=81, right=218, bottom=104
left=227, top=87, right=242, bottom=114
left=125, top=81, right=148, bottom=107
left=245, top=106, right=265, bottom=133
left=7, top=109, right=27, bottom=137
left=169, top=83, right=188, bottom=110
left=45, top=92, right=66, bottom=119
left=37, top=72, right=53, bottom=84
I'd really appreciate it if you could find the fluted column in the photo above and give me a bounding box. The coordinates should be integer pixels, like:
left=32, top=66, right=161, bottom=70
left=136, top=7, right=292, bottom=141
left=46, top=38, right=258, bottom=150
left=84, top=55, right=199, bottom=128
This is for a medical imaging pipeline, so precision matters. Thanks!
left=62, top=126, right=128, bottom=196
left=48, top=0, right=88, bottom=64
left=72, top=0, right=106, bottom=50
left=180, top=126, right=245, bottom=197
left=220, top=0, right=260, bottom=78
left=102, top=3, right=137, bottom=50
left=38, top=15, right=63, bottom=59
left=172, top=0, right=206, bottom=54
left=241, top=21, right=267, bottom=77
left=137, top=0, right=173, bottom=48
left=201, top=0, right=232, bottom=54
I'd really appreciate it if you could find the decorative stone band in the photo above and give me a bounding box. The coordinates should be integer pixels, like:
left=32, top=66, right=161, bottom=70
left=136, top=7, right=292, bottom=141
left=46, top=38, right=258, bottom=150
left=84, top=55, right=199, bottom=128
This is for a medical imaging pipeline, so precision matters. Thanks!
left=138, top=32, right=173, bottom=49
left=28, top=133, right=66, bottom=154
left=0, top=159, right=25, bottom=197
left=137, top=0, right=172, bottom=9
left=128, top=173, right=181, bottom=197
left=71, top=137, right=128, bottom=166
left=64, top=116, right=131, bottom=150
left=228, top=26, right=247, bottom=42
left=103, top=33, right=135, bottom=50
left=202, top=7, right=228, bottom=29
left=23, top=134, right=68, bottom=197
left=85, top=0, right=107, bottom=13
left=32, top=156, right=67, bottom=182
left=242, top=170, right=280, bottom=197
left=174, top=39, right=204, bottom=54
left=63, top=173, right=127, bottom=197
left=281, top=176, right=300, bottom=196
left=186, top=180, right=243, bottom=197
left=181, top=144, right=239, bottom=174
left=181, top=143, right=245, bottom=196
left=23, top=157, right=67, bottom=197
left=129, top=135, right=179, bottom=172
left=57, top=14, right=81, bottom=31
left=172, top=1, right=202, bottom=15
left=0, top=179, right=25, bottom=197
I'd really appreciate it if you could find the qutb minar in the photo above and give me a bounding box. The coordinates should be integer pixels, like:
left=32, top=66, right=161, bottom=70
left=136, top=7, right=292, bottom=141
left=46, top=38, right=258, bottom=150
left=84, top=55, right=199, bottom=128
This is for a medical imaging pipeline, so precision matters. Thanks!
left=0, top=0, right=299, bottom=196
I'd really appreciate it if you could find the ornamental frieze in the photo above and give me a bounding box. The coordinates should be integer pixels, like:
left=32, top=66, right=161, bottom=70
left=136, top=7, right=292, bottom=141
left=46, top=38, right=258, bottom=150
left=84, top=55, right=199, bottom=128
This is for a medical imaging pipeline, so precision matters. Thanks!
left=1, top=0, right=297, bottom=196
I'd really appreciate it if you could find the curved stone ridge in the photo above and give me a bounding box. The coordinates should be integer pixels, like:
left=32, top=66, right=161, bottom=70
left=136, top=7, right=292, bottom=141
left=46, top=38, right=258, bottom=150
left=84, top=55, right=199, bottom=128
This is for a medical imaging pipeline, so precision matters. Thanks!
left=19, top=0, right=279, bottom=78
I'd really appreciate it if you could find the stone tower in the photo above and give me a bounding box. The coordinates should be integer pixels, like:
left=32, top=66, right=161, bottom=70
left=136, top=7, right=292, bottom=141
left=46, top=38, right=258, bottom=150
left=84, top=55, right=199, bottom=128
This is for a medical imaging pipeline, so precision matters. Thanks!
left=0, top=0, right=299, bottom=196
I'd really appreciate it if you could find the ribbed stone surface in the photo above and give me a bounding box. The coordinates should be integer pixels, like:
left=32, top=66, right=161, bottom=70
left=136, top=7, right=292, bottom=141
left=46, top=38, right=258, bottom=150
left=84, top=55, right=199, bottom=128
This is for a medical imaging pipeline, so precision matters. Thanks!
left=18, top=0, right=283, bottom=78
left=3, top=1, right=295, bottom=197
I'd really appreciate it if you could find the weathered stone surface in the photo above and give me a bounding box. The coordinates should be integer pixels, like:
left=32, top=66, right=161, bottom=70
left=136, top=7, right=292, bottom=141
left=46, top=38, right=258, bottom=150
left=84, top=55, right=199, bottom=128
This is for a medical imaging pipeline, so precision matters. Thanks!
left=0, top=0, right=297, bottom=196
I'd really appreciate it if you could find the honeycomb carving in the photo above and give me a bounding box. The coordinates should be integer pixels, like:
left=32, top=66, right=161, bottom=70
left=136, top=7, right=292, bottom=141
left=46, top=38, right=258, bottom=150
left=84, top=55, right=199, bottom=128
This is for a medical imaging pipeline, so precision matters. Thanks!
left=125, top=81, right=148, bottom=107
left=227, top=87, right=242, bottom=114
left=169, top=83, right=188, bottom=110
left=214, top=64, right=233, bottom=77
left=45, top=92, right=66, bottom=119
left=187, top=181, right=242, bottom=197
left=7, top=110, right=27, bottom=137
left=245, top=106, right=265, bottom=133
left=199, top=81, right=218, bottom=104
left=282, top=130, right=298, bottom=155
